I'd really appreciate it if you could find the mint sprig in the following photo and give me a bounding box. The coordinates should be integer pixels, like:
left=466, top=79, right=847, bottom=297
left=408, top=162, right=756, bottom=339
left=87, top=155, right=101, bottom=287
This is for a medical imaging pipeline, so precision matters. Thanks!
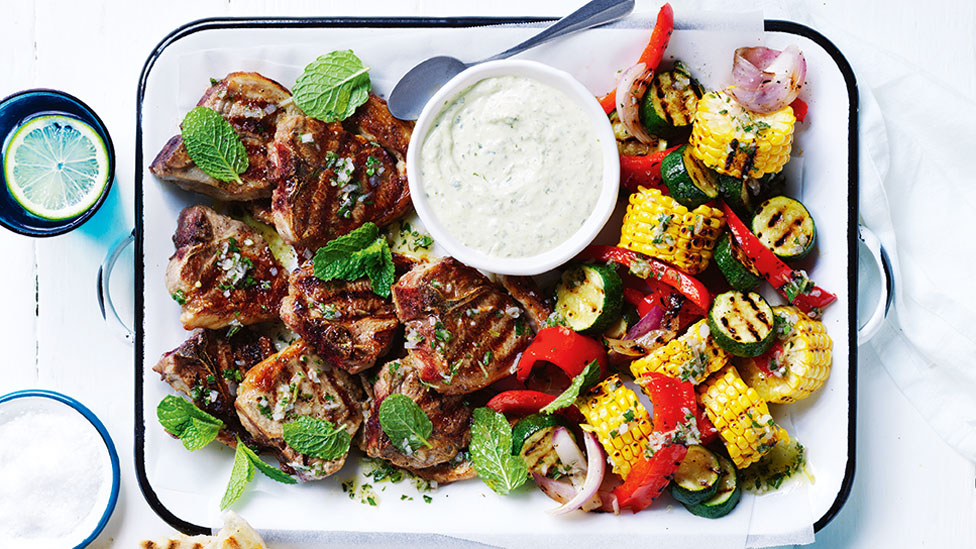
left=221, top=442, right=255, bottom=510
left=378, top=394, right=433, bottom=453
left=157, top=395, right=224, bottom=451
left=312, top=222, right=395, bottom=298
left=181, top=106, right=248, bottom=183
left=282, top=416, right=352, bottom=460
left=470, top=407, right=528, bottom=495
left=221, top=435, right=296, bottom=510
left=293, top=50, right=371, bottom=122
left=540, top=360, right=601, bottom=415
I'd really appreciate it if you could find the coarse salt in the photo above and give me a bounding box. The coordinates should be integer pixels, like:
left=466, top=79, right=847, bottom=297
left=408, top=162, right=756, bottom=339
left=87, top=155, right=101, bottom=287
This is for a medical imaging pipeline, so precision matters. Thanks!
left=0, top=406, right=111, bottom=548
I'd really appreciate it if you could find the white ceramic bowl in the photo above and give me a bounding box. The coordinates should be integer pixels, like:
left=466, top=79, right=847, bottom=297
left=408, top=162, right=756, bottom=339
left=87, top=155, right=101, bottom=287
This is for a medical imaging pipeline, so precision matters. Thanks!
left=406, top=59, right=619, bottom=276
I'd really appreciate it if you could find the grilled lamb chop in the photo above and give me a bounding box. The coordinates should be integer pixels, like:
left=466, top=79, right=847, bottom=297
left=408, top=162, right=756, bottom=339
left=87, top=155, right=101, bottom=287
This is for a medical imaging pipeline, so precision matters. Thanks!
left=363, top=355, right=471, bottom=470
left=344, top=94, right=411, bottom=165
left=269, top=95, right=413, bottom=251
left=165, top=205, right=288, bottom=329
left=392, top=258, right=534, bottom=395
left=406, top=459, right=477, bottom=485
left=235, top=340, right=367, bottom=481
left=153, top=327, right=276, bottom=447
left=279, top=259, right=399, bottom=374
left=150, top=72, right=297, bottom=201
left=498, top=275, right=553, bottom=334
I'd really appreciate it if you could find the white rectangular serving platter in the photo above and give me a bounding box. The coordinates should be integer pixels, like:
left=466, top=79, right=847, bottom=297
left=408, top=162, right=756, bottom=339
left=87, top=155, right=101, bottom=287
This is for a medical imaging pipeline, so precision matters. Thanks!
left=135, top=14, right=857, bottom=546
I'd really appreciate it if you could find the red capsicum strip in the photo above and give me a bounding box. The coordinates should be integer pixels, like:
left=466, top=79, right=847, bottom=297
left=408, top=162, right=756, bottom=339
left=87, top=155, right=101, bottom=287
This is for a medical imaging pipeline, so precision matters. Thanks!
left=790, top=97, right=809, bottom=122
left=719, top=202, right=836, bottom=315
left=696, top=406, right=719, bottom=446
left=612, top=373, right=697, bottom=512
left=577, top=245, right=712, bottom=312
left=613, top=444, right=687, bottom=512
left=619, top=145, right=682, bottom=193
left=640, top=372, right=696, bottom=432
left=485, top=390, right=585, bottom=424
left=595, top=3, right=675, bottom=115
left=516, top=327, right=608, bottom=383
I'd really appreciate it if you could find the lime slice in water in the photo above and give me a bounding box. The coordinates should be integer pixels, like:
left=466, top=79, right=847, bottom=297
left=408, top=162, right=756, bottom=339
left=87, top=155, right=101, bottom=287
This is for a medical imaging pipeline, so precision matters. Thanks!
left=3, top=115, right=110, bottom=220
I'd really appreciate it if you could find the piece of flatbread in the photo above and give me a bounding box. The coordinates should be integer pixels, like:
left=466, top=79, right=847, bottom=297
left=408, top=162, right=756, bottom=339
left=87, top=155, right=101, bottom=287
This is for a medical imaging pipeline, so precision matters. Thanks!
left=140, top=511, right=267, bottom=549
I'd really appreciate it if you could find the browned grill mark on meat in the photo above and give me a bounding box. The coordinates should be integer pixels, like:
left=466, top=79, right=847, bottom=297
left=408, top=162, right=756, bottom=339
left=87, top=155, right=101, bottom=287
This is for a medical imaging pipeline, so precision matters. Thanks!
left=269, top=94, right=414, bottom=251
left=363, top=355, right=472, bottom=470
left=153, top=327, right=276, bottom=449
left=235, top=340, right=367, bottom=481
left=149, top=72, right=298, bottom=201
left=279, top=259, right=398, bottom=374
left=393, top=258, right=534, bottom=395
left=498, top=275, right=553, bottom=334
left=165, top=205, right=288, bottom=329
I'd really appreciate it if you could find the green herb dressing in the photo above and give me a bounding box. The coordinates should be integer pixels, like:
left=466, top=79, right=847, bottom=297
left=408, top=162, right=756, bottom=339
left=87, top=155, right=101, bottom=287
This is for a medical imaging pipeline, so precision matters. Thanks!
left=420, top=75, right=603, bottom=258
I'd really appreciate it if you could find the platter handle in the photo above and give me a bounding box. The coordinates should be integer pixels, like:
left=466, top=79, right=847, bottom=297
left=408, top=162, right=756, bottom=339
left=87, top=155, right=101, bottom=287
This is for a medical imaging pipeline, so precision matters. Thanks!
left=857, top=224, right=892, bottom=346
left=97, top=229, right=135, bottom=344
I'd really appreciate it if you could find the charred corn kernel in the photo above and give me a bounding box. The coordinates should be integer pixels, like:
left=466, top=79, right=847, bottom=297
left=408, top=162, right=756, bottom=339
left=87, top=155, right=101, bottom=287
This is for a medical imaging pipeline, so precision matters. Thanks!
left=689, top=90, right=796, bottom=179
left=578, top=375, right=655, bottom=478
left=631, top=319, right=730, bottom=385
left=619, top=187, right=725, bottom=274
left=698, top=364, right=786, bottom=468
left=737, top=306, right=833, bottom=404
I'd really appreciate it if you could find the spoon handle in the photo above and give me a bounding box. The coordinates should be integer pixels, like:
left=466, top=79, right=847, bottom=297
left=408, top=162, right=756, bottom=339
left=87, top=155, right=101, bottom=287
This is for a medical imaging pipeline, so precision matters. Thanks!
left=483, top=0, right=635, bottom=62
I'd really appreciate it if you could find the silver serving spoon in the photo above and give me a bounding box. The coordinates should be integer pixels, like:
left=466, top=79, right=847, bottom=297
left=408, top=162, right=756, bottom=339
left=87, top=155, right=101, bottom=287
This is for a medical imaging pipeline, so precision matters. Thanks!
left=387, top=0, right=635, bottom=120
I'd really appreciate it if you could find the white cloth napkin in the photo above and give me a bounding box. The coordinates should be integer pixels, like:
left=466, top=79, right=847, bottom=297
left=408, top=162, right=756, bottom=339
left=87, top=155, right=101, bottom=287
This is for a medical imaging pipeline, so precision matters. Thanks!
left=794, top=11, right=976, bottom=463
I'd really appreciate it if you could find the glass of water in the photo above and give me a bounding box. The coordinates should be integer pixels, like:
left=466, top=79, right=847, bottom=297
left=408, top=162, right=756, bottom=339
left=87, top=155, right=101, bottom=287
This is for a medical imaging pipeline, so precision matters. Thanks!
left=0, top=89, right=115, bottom=237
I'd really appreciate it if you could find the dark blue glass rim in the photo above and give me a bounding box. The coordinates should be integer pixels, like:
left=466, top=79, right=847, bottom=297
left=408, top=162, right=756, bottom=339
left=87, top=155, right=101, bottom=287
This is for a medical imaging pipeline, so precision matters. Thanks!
left=0, top=389, right=122, bottom=548
left=0, top=88, right=116, bottom=237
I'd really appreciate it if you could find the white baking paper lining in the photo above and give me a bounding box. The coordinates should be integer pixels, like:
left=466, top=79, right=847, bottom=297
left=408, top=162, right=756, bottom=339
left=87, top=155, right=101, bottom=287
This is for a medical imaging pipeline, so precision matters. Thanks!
left=140, top=10, right=858, bottom=547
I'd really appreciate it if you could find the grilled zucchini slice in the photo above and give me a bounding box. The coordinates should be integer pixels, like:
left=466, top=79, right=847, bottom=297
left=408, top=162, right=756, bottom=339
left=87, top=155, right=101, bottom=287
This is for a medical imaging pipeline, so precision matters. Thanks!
left=662, top=144, right=720, bottom=209
left=714, top=233, right=762, bottom=292
left=751, top=196, right=816, bottom=261
left=708, top=291, right=776, bottom=357
left=640, top=62, right=704, bottom=139
left=685, top=454, right=741, bottom=518
left=555, top=264, right=623, bottom=333
left=717, top=172, right=787, bottom=220
left=512, top=414, right=571, bottom=475
left=670, top=445, right=722, bottom=505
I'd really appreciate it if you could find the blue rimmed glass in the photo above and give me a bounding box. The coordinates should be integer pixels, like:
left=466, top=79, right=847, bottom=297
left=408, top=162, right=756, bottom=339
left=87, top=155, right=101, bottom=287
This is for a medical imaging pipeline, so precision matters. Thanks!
left=0, top=389, right=121, bottom=548
left=0, top=89, right=115, bottom=237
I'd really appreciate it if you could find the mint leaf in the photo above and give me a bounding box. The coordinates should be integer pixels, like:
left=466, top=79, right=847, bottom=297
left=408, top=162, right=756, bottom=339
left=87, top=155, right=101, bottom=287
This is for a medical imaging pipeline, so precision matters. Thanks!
left=312, top=222, right=396, bottom=298
left=470, top=407, right=528, bottom=495
left=365, top=240, right=395, bottom=299
left=293, top=50, right=370, bottom=122
left=181, top=106, right=248, bottom=183
left=220, top=436, right=295, bottom=510
left=181, top=417, right=222, bottom=451
left=240, top=441, right=297, bottom=484
left=282, top=416, right=351, bottom=460
left=157, top=395, right=223, bottom=451
left=221, top=441, right=255, bottom=510
left=540, top=360, right=601, bottom=415
left=378, top=394, right=433, bottom=453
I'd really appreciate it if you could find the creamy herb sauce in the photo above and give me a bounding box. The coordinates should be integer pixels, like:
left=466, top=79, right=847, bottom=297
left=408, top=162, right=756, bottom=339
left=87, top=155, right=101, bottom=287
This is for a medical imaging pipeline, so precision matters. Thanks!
left=420, top=75, right=603, bottom=258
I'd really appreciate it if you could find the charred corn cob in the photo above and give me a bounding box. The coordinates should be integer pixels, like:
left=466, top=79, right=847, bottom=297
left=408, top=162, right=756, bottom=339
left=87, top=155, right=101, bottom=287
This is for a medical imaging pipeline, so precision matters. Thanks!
left=578, top=375, right=655, bottom=478
left=631, top=319, right=730, bottom=385
left=619, top=187, right=725, bottom=274
left=737, top=306, right=833, bottom=404
left=689, top=90, right=796, bottom=179
left=698, top=364, right=787, bottom=468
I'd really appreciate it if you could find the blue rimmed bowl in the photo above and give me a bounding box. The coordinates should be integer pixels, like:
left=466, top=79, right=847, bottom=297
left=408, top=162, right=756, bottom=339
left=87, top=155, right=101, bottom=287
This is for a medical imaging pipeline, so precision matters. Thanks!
left=0, top=390, right=120, bottom=548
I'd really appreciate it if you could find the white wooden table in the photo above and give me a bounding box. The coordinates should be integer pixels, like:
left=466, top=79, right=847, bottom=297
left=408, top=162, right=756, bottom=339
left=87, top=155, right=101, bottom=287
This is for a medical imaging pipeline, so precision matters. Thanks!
left=2, top=1, right=974, bottom=546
